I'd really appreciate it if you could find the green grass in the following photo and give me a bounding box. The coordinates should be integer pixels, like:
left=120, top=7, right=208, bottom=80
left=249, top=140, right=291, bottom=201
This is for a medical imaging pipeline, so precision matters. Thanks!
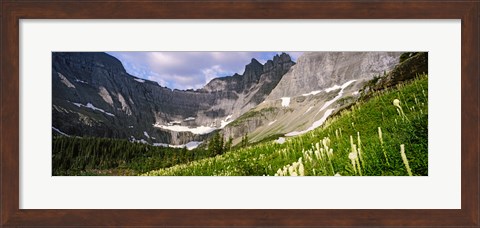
left=230, top=107, right=279, bottom=126
left=142, top=74, right=428, bottom=176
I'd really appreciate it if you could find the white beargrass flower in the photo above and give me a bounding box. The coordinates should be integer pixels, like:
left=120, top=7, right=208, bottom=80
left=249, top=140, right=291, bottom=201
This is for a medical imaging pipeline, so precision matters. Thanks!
left=288, top=166, right=294, bottom=175
left=334, top=173, right=341, bottom=176
left=291, top=172, right=298, bottom=176
left=400, top=144, right=413, bottom=176
left=357, top=132, right=363, bottom=159
left=378, top=127, right=383, bottom=144
left=327, top=148, right=333, bottom=157
left=348, top=151, right=357, bottom=160
left=314, top=149, right=321, bottom=160
left=349, top=153, right=357, bottom=174
left=393, top=99, right=401, bottom=108
left=298, top=163, right=305, bottom=176
left=322, top=137, right=330, bottom=148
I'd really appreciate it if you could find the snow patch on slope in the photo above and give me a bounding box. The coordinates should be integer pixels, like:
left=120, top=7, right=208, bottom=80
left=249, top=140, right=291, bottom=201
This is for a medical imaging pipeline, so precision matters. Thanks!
left=317, top=80, right=356, bottom=114
left=304, top=106, right=314, bottom=114
left=75, top=79, right=88, bottom=84
left=281, top=97, right=290, bottom=107
left=302, top=90, right=322, bottom=96
left=153, top=141, right=203, bottom=150
left=52, top=127, right=69, bottom=137
left=71, top=102, right=115, bottom=116
left=220, top=115, right=234, bottom=128
left=134, top=78, right=145, bottom=83
left=285, top=109, right=335, bottom=137
left=154, top=124, right=216, bottom=135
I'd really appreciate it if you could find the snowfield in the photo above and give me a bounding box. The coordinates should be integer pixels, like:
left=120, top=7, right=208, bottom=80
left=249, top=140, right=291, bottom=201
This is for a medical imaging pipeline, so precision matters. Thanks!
left=75, top=79, right=88, bottom=84
left=285, top=108, right=335, bottom=136
left=317, top=80, right=356, bottom=113
left=154, top=123, right=216, bottom=135
left=153, top=141, right=203, bottom=150
left=220, top=115, right=233, bottom=128
left=134, top=78, right=145, bottom=83
left=302, top=90, right=322, bottom=96
left=52, top=127, right=69, bottom=137
left=280, top=97, right=291, bottom=107
left=71, top=102, right=115, bottom=116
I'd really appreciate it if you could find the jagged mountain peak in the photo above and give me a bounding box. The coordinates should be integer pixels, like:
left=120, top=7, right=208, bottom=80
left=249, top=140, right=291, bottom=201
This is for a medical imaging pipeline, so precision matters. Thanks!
left=52, top=52, right=295, bottom=145
left=203, top=53, right=294, bottom=93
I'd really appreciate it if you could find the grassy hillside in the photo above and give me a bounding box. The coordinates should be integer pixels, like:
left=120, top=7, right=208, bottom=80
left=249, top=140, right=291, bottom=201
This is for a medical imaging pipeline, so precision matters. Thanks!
left=143, top=73, right=428, bottom=176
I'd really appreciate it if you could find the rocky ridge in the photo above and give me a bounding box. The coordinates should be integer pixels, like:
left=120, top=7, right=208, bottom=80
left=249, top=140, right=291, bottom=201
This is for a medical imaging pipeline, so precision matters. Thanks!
left=52, top=52, right=294, bottom=145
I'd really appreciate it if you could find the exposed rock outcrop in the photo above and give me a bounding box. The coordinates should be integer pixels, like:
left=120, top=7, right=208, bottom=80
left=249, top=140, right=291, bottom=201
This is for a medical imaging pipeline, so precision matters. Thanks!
left=267, top=52, right=401, bottom=100
left=52, top=52, right=294, bottom=144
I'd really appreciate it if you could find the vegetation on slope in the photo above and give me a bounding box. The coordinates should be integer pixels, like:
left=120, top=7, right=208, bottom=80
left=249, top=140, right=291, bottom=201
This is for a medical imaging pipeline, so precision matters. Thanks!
left=143, top=73, right=428, bottom=176
left=53, top=136, right=226, bottom=175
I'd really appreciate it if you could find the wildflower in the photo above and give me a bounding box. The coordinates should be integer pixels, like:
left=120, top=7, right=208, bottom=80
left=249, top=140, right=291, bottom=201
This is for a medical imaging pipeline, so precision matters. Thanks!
left=327, top=148, right=333, bottom=157
left=393, top=98, right=409, bottom=122
left=314, top=149, right=321, bottom=160
left=348, top=151, right=357, bottom=160
left=393, top=99, right=401, bottom=108
left=288, top=166, right=294, bottom=175
left=334, top=173, right=341, bottom=176
left=378, top=127, right=383, bottom=145
left=400, top=144, right=413, bottom=176
left=291, top=172, right=298, bottom=176
left=357, top=132, right=364, bottom=167
left=298, top=163, right=305, bottom=176
left=349, top=152, right=357, bottom=174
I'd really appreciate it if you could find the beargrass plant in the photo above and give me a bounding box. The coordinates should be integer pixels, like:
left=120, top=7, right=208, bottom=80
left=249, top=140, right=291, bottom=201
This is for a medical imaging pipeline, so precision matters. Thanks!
left=143, top=74, right=428, bottom=176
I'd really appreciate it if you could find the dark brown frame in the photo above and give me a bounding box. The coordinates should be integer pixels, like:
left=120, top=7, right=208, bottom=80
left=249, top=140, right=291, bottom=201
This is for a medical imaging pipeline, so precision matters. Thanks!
left=1, top=1, right=478, bottom=227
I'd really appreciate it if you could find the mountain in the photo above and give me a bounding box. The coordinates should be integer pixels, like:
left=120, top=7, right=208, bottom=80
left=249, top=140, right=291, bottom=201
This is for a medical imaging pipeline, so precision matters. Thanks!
left=267, top=52, right=401, bottom=100
left=52, top=51, right=425, bottom=148
left=52, top=52, right=294, bottom=145
left=222, top=52, right=403, bottom=144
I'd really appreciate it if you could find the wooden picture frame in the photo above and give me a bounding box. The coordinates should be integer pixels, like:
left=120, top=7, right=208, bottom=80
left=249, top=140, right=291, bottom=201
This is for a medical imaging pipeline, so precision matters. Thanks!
left=1, top=1, right=478, bottom=227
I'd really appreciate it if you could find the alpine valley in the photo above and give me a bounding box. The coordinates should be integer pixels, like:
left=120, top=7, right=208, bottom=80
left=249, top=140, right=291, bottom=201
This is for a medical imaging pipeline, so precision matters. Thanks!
left=52, top=52, right=428, bottom=176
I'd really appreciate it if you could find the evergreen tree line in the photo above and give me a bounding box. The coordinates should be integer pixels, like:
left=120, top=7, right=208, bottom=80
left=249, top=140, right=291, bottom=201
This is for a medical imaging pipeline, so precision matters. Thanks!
left=207, top=132, right=233, bottom=156
left=53, top=136, right=217, bottom=175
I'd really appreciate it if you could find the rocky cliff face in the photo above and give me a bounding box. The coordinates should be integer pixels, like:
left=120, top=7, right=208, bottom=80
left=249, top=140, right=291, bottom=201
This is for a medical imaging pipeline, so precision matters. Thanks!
left=267, top=52, right=401, bottom=100
left=223, top=52, right=404, bottom=144
left=52, top=52, right=294, bottom=145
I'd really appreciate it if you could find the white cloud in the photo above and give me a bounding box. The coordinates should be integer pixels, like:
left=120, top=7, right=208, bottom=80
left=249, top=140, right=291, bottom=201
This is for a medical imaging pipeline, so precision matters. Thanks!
left=107, top=52, right=303, bottom=90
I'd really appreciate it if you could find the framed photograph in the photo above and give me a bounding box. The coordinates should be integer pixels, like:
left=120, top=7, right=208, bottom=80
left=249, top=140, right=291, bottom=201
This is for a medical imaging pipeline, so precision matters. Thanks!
left=2, top=1, right=478, bottom=227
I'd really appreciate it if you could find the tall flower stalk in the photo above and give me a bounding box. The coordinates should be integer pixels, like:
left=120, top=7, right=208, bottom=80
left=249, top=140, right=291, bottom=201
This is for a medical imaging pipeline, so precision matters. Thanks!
left=378, top=127, right=389, bottom=166
left=399, top=144, right=412, bottom=176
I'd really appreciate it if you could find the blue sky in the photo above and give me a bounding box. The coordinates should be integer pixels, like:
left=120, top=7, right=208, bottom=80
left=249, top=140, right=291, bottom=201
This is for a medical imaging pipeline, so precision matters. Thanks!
left=107, top=52, right=303, bottom=90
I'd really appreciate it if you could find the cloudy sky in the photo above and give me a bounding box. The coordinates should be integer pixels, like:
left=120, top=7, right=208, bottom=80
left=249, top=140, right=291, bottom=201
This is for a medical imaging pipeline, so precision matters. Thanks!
left=107, top=52, right=303, bottom=90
